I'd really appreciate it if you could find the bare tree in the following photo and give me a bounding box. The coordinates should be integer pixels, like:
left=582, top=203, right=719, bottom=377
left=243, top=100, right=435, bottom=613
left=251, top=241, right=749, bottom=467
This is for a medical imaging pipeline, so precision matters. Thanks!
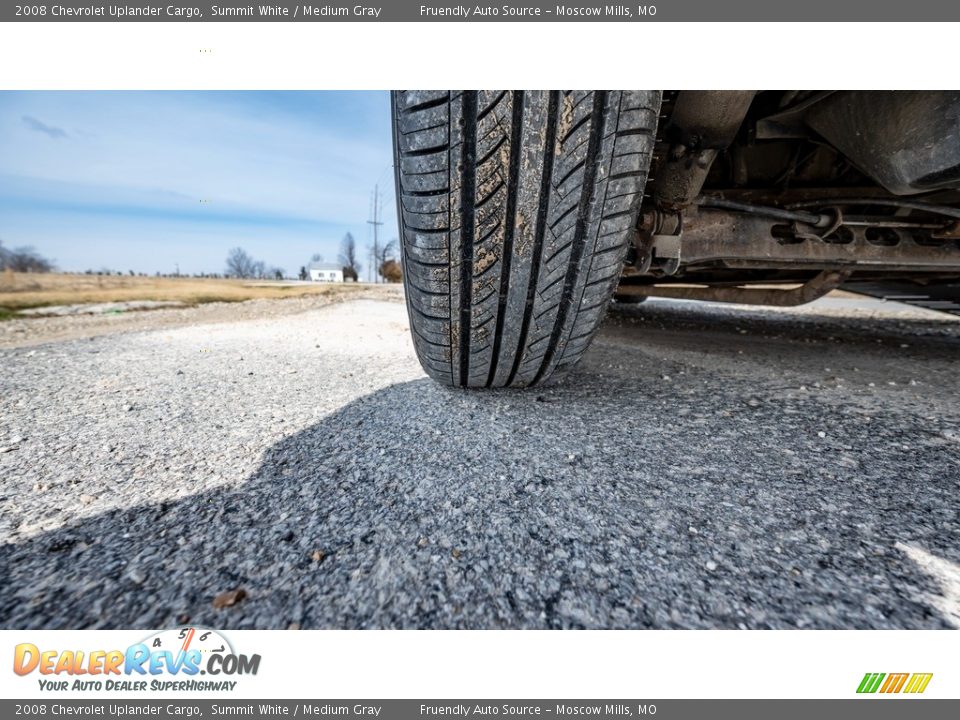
left=310, top=253, right=324, bottom=263
left=379, top=258, right=403, bottom=283
left=1, top=242, right=54, bottom=273
left=338, top=232, right=362, bottom=278
left=376, top=239, right=398, bottom=282
left=225, top=247, right=256, bottom=278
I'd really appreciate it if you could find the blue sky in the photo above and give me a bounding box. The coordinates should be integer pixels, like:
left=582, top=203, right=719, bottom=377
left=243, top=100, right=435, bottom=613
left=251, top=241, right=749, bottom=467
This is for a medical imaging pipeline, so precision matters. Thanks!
left=0, top=91, right=397, bottom=276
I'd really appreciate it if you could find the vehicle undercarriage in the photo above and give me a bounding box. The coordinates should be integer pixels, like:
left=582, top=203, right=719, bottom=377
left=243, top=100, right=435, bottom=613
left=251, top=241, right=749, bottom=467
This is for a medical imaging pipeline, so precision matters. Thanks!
left=621, top=91, right=960, bottom=314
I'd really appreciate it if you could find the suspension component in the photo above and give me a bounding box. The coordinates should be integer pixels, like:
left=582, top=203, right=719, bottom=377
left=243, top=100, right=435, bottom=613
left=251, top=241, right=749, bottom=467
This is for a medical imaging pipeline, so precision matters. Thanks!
left=633, top=206, right=960, bottom=274
left=615, top=269, right=853, bottom=306
left=653, top=91, right=756, bottom=210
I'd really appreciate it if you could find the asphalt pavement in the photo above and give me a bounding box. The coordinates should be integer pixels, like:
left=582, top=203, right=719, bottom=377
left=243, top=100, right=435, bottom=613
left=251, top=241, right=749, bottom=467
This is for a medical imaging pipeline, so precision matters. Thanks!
left=1, top=293, right=958, bottom=628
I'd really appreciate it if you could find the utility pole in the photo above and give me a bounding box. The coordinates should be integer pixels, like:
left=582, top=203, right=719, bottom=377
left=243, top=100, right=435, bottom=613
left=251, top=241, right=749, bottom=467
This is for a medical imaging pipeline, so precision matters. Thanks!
left=367, top=184, right=384, bottom=283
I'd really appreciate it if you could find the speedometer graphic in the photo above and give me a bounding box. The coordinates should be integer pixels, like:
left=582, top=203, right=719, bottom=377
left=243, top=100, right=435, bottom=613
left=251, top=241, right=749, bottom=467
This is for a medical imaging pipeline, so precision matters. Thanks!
left=141, top=627, right=234, bottom=658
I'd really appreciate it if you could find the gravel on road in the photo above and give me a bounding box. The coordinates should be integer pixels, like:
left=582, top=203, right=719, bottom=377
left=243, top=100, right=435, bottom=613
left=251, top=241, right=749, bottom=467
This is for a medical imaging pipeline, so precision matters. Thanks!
left=1, top=292, right=958, bottom=629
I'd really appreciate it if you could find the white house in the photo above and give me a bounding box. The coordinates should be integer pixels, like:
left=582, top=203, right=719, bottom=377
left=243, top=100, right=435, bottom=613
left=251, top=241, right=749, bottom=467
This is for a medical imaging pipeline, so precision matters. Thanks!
left=308, top=262, right=344, bottom=283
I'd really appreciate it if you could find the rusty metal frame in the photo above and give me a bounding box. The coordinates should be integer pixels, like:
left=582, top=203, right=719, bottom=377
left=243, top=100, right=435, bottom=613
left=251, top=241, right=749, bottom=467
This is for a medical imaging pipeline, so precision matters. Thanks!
left=653, top=209, right=960, bottom=272
left=654, top=91, right=756, bottom=209
left=615, top=270, right=852, bottom=307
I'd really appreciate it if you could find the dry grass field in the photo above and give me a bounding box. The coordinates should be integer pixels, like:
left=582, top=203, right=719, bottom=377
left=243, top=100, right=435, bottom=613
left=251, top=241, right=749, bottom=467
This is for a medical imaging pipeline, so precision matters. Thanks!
left=0, top=270, right=368, bottom=314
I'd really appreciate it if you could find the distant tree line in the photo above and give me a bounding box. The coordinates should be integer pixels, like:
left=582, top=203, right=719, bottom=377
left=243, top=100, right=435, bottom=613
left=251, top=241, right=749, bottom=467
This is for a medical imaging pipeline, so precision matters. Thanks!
left=295, top=232, right=403, bottom=283
left=225, top=247, right=285, bottom=280
left=78, top=269, right=237, bottom=278
left=0, top=240, right=55, bottom=273
left=0, top=237, right=401, bottom=283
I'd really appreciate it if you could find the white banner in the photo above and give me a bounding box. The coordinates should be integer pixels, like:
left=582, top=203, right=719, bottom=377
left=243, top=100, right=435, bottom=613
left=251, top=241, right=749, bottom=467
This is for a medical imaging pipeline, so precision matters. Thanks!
left=1, top=629, right=954, bottom=699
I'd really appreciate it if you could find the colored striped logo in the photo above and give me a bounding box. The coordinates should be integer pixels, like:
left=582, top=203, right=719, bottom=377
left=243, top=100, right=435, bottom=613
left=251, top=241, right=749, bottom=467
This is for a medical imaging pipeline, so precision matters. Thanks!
left=857, top=672, right=933, bottom=694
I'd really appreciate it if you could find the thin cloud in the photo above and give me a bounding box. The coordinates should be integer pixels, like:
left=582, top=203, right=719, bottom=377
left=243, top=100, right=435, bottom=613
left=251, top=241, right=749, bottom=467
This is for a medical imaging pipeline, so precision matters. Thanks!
left=22, top=115, right=68, bottom=139
left=1, top=91, right=395, bottom=274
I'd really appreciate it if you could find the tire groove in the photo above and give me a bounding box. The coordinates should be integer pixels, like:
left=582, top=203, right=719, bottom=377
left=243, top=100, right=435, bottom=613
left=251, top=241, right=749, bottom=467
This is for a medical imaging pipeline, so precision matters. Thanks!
left=534, top=301, right=561, bottom=321
left=607, top=170, right=648, bottom=180
left=478, top=90, right=508, bottom=120
left=475, top=180, right=506, bottom=209
left=458, top=91, right=478, bottom=387
left=532, top=91, right=606, bottom=385
left=539, top=270, right=566, bottom=295
left=411, top=325, right=451, bottom=350
left=592, top=241, right=628, bottom=257
left=557, top=93, right=626, bottom=366
left=403, top=95, right=449, bottom=114
left=584, top=270, right=623, bottom=289
left=486, top=91, right=524, bottom=387
left=405, top=257, right=449, bottom=269
left=403, top=188, right=450, bottom=198
left=560, top=113, right=592, bottom=144
left=444, top=90, right=455, bottom=383
left=399, top=121, right=447, bottom=137
left=408, top=302, right=450, bottom=323
left=548, top=203, right=578, bottom=230
left=404, top=226, right=450, bottom=235
left=474, top=286, right=498, bottom=306
left=472, top=253, right=502, bottom=280
left=401, top=144, right=449, bottom=158
left=542, top=238, right=576, bottom=268
left=476, top=135, right=508, bottom=166
left=405, top=275, right=450, bottom=298
left=472, top=313, right=497, bottom=331
left=553, top=158, right=587, bottom=189
left=506, top=91, right=559, bottom=387
left=560, top=93, right=656, bottom=367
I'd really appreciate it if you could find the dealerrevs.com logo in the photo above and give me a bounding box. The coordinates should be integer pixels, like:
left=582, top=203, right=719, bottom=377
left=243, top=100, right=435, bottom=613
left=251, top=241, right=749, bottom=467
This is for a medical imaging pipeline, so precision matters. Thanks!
left=13, top=627, right=260, bottom=693
left=857, top=673, right=933, bottom=695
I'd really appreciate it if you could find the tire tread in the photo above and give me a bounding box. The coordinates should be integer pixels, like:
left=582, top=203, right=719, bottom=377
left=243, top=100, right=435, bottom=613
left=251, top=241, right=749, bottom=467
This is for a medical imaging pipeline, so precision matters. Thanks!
left=393, top=90, right=660, bottom=387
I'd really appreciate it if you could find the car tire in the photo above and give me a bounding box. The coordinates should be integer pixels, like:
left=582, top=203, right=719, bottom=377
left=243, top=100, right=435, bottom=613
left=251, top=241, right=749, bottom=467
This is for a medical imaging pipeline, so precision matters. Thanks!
left=393, top=90, right=661, bottom=387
